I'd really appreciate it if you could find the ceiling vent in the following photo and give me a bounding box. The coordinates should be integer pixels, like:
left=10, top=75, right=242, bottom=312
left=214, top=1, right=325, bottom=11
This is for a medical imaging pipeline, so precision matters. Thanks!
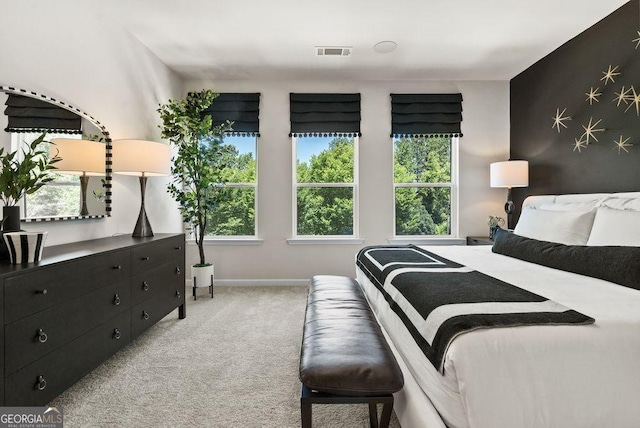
left=316, top=46, right=352, bottom=57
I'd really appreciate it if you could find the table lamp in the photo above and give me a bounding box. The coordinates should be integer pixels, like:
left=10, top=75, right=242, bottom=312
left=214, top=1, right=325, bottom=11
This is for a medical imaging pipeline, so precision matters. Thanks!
left=490, top=160, right=529, bottom=228
left=112, top=140, right=171, bottom=237
left=51, top=138, right=105, bottom=216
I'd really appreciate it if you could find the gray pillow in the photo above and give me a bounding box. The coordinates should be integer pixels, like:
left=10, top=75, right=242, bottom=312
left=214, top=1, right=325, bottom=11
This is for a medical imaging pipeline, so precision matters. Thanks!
left=492, top=227, right=640, bottom=290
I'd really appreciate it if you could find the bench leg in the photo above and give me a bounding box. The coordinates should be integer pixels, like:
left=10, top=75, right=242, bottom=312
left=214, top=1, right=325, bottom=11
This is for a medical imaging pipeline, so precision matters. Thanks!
left=379, top=401, right=393, bottom=428
left=301, top=397, right=312, bottom=428
left=369, top=403, right=379, bottom=428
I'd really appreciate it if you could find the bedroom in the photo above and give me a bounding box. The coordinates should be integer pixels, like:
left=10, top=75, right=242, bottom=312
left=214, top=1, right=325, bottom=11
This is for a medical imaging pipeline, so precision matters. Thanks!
left=0, top=0, right=637, bottom=427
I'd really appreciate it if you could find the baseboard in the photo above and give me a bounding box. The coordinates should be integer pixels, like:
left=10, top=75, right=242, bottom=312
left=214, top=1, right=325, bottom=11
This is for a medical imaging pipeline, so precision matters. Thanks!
left=186, top=278, right=308, bottom=287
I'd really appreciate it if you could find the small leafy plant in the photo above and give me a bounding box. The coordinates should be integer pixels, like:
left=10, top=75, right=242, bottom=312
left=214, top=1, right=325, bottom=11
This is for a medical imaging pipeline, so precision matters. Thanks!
left=0, top=133, right=61, bottom=206
left=158, top=90, right=233, bottom=266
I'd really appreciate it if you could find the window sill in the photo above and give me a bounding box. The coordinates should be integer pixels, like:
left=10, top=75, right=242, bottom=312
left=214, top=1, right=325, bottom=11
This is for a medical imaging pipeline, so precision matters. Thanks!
left=287, top=237, right=365, bottom=245
left=187, top=238, right=264, bottom=246
left=388, top=237, right=465, bottom=246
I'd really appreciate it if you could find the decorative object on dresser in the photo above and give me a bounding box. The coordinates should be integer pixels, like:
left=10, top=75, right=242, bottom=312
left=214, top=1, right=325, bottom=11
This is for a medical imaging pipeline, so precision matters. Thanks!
left=490, top=160, right=529, bottom=228
left=0, top=233, right=185, bottom=406
left=50, top=138, right=105, bottom=216
left=486, top=215, right=505, bottom=240
left=158, top=89, right=234, bottom=295
left=3, top=231, right=47, bottom=264
left=111, top=140, right=171, bottom=238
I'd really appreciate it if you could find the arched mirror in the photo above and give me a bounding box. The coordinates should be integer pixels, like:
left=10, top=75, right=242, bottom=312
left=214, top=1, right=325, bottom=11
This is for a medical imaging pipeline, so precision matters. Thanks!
left=0, top=86, right=111, bottom=221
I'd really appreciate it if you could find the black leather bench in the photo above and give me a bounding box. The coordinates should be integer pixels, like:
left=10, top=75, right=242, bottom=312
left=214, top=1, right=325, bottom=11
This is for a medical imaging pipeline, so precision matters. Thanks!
left=299, top=275, right=404, bottom=428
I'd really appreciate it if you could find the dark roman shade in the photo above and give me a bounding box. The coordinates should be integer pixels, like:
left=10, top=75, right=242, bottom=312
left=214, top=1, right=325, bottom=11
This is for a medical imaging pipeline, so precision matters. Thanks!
left=202, top=93, right=260, bottom=137
left=4, top=94, right=82, bottom=134
left=391, top=93, right=463, bottom=138
left=290, top=93, right=361, bottom=137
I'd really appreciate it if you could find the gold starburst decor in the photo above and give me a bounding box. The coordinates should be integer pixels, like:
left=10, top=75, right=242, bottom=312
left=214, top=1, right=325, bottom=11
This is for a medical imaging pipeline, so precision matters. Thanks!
left=552, top=108, right=571, bottom=132
left=580, top=117, right=605, bottom=144
left=600, top=65, right=620, bottom=85
left=613, top=135, right=632, bottom=154
left=614, top=86, right=633, bottom=107
left=624, top=86, right=640, bottom=116
left=573, top=137, right=587, bottom=153
left=585, top=87, right=602, bottom=105
left=633, top=30, right=640, bottom=49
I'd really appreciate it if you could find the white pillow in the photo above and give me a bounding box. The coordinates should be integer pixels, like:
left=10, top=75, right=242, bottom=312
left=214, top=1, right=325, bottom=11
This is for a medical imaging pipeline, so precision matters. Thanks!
left=514, top=207, right=596, bottom=245
left=587, top=207, right=640, bottom=246
left=538, top=201, right=601, bottom=211
left=601, top=198, right=640, bottom=211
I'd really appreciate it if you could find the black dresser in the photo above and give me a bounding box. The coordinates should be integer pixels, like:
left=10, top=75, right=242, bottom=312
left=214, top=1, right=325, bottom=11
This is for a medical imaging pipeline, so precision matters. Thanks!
left=0, top=233, right=185, bottom=405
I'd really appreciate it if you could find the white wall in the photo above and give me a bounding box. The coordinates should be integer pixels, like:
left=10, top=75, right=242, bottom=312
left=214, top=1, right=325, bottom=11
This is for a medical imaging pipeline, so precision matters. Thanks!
left=184, top=79, right=510, bottom=282
left=0, top=0, right=183, bottom=245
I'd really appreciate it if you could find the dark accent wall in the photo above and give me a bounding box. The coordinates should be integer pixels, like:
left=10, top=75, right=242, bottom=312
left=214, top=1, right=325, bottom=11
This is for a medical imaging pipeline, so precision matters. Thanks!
left=510, top=1, right=640, bottom=220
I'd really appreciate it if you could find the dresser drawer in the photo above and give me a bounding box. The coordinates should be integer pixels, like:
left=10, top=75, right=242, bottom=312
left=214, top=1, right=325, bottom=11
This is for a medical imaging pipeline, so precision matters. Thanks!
left=131, top=285, right=184, bottom=338
left=131, top=235, right=185, bottom=274
left=5, top=279, right=130, bottom=375
left=4, top=310, right=131, bottom=406
left=131, top=261, right=184, bottom=306
left=4, top=249, right=131, bottom=324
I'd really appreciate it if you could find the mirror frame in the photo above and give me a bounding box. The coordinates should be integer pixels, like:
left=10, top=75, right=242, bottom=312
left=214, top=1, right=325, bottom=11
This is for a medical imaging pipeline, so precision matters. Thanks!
left=0, top=85, right=112, bottom=221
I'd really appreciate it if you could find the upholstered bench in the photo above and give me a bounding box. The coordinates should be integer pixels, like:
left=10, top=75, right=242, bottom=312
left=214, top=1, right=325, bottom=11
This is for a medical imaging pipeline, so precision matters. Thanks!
left=299, top=275, right=404, bottom=428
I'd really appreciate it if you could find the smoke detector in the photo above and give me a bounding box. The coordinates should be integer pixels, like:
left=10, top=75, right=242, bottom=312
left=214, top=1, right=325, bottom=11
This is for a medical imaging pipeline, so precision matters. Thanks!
left=315, top=46, right=352, bottom=56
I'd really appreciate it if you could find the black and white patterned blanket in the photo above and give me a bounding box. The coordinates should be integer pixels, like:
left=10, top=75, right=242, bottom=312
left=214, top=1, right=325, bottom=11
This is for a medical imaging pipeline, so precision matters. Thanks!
left=356, top=245, right=595, bottom=374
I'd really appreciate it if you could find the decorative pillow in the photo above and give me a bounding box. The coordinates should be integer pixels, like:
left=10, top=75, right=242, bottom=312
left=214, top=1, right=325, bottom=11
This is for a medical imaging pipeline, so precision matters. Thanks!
left=538, top=201, right=602, bottom=211
left=492, top=228, right=640, bottom=290
left=601, top=198, right=640, bottom=211
left=513, top=207, right=596, bottom=245
left=587, top=207, right=640, bottom=246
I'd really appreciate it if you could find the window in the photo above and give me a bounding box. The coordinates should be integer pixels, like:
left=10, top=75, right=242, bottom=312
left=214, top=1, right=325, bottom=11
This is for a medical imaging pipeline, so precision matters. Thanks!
left=11, top=132, right=83, bottom=218
left=204, top=134, right=257, bottom=236
left=294, top=135, right=358, bottom=236
left=393, top=135, right=457, bottom=236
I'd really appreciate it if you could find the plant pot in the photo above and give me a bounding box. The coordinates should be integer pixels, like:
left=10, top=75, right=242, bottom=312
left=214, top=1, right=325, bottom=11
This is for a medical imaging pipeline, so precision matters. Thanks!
left=192, top=264, right=214, bottom=288
left=3, top=231, right=48, bottom=264
left=2, top=206, right=21, bottom=232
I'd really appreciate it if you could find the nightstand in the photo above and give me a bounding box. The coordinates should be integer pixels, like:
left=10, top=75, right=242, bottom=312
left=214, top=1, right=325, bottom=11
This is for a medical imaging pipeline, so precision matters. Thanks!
left=466, top=236, right=493, bottom=246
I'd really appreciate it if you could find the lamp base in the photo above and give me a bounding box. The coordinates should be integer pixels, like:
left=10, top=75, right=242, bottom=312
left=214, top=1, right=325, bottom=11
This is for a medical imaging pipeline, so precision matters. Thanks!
left=132, top=176, right=154, bottom=238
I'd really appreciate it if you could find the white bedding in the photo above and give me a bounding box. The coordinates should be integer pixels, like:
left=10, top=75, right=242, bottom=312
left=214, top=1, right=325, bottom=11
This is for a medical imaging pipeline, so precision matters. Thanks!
left=356, top=245, right=640, bottom=428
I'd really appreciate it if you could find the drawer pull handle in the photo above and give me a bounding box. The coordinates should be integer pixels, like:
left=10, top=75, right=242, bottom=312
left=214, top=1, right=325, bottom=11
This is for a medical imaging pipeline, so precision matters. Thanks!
left=36, top=328, right=48, bottom=344
left=142, top=281, right=150, bottom=292
left=176, top=267, right=181, bottom=275
left=35, top=375, right=47, bottom=391
left=143, top=311, right=150, bottom=320
left=36, top=289, right=48, bottom=295
left=176, top=290, right=181, bottom=298
left=113, top=265, right=122, bottom=270
left=113, top=328, right=122, bottom=340
left=141, top=256, right=150, bottom=261
left=113, top=294, right=121, bottom=306
left=175, top=246, right=182, bottom=250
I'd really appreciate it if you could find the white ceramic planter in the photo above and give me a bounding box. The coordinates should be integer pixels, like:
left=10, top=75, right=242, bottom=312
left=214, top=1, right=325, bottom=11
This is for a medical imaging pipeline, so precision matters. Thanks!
left=192, top=264, right=214, bottom=288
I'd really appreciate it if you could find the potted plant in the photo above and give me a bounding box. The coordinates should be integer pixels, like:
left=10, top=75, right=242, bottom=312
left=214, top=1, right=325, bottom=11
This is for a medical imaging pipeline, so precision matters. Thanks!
left=0, top=133, right=61, bottom=231
left=158, top=90, right=233, bottom=291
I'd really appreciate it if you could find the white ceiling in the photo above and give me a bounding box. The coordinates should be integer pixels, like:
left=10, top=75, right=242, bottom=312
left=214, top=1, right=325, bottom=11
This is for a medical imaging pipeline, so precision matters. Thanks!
left=95, top=0, right=630, bottom=81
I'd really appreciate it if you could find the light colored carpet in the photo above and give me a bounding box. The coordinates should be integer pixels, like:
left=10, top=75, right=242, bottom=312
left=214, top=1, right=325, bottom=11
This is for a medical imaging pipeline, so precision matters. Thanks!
left=51, top=286, right=401, bottom=428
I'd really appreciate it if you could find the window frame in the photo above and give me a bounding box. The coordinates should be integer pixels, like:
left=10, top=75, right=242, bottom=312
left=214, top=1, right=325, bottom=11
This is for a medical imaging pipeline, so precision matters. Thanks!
left=291, top=135, right=359, bottom=239
left=392, top=136, right=459, bottom=238
left=203, top=134, right=259, bottom=239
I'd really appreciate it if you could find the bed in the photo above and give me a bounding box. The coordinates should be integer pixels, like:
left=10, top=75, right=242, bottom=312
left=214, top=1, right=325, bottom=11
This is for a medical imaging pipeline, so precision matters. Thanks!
left=355, top=192, right=640, bottom=428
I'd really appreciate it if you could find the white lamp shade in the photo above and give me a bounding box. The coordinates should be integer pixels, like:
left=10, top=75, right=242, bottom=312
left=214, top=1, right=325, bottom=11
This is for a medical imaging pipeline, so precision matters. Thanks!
left=51, top=138, right=105, bottom=176
left=111, top=140, right=171, bottom=177
left=490, top=160, right=529, bottom=188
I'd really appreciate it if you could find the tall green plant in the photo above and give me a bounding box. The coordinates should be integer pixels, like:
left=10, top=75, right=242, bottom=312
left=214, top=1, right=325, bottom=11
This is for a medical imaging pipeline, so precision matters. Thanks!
left=157, top=90, right=233, bottom=266
left=0, top=133, right=61, bottom=206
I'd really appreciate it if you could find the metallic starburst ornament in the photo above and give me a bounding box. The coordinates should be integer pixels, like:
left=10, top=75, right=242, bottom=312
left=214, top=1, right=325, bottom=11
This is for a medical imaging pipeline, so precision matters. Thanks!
left=585, top=87, right=602, bottom=105
left=580, top=117, right=605, bottom=144
left=633, top=31, right=640, bottom=49
left=614, top=86, right=633, bottom=107
left=624, top=86, right=640, bottom=116
left=613, top=135, right=632, bottom=154
left=573, top=137, right=587, bottom=153
left=552, top=108, right=571, bottom=132
left=600, top=65, right=620, bottom=85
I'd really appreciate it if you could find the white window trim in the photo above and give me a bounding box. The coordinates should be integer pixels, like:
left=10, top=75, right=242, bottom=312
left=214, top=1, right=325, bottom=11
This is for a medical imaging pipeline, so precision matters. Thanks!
left=291, top=135, right=359, bottom=238
left=392, top=136, right=459, bottom=239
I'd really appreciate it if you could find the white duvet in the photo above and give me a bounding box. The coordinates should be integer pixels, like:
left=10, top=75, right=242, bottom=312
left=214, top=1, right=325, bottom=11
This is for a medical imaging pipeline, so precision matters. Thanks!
left=356, top=245, right=640, bottom=428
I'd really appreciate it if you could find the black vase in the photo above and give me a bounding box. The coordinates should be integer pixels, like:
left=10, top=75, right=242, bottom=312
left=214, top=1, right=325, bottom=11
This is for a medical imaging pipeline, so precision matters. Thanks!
left=2, top=206, right=21, bottom=232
